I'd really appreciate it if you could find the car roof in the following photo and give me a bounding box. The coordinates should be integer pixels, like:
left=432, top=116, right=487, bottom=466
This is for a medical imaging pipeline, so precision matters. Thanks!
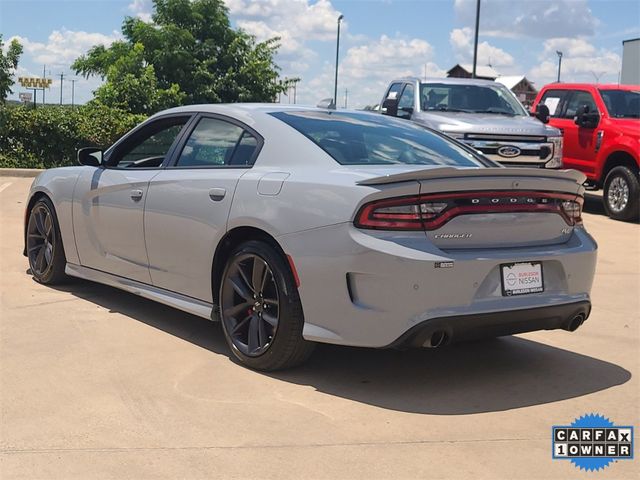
left=147, top=103, right=381, bottom=130
left=541, top=82, right=640, bottom=91
left=388, top=77, right=499, bottom=86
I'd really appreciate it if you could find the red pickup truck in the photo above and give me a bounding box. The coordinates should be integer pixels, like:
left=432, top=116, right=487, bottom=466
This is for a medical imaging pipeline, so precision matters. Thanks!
left=532, top=83, right=639, bottom=221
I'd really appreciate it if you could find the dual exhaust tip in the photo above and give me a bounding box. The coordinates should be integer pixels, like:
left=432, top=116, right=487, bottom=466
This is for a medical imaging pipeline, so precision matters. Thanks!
left=564, top=313, right=586, bottom=332
left=424, top=313, right=586, bottom=348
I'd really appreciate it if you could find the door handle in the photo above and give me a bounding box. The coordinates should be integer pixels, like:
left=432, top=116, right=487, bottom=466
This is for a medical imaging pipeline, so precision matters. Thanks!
left=209, top=188, right=226, bottom=201
left=130, top=189, right=144, bottom=201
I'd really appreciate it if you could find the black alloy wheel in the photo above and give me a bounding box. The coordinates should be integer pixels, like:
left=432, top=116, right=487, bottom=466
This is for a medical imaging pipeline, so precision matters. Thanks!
left=26, top=199, right=67, bottom=284
left=221, top=252, right=280, bottom=356
left=219, top=241, right=314, bottom=370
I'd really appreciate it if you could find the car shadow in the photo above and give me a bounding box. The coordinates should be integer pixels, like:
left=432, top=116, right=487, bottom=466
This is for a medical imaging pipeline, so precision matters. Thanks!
left=48, top=276, right=631, bottom=416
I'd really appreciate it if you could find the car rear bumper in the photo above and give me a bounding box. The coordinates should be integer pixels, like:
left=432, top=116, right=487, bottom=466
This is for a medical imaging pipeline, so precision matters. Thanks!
left=386, top=300, right=591, bottom=349
left=277, top=223, right=597, bottom=348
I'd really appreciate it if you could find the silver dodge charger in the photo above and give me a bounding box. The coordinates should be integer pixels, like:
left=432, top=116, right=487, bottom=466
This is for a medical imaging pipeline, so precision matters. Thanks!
left=23, top=104, right=597, bottom=370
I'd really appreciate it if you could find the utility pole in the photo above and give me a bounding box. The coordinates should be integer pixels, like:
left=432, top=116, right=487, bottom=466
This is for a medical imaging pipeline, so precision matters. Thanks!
left=472, top=0, right=481, bottom=78
left=71, top=79, right=76, bottom=107
left=556, top=51, right=563, bottom=82
left=344, top=88, right=348, bottom=109
left=43, top=65, right=46, bottom=104
left=333, top=14, right=344, bottom=108
left=290, top=79, right=300, bottom=104
left=59, top=73, right=65, bottom=105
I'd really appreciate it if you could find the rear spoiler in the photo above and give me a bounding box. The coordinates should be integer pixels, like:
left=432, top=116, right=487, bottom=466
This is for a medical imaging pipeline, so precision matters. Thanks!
left=356, top=167, right=586, bottom=186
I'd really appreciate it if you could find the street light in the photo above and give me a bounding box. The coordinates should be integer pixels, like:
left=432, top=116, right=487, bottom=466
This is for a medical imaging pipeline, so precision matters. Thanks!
left=472, top=0, right=481, bottom=78
left=556, top=51, right=563, bottom=83
left=333, top=14, right=344, bottom=109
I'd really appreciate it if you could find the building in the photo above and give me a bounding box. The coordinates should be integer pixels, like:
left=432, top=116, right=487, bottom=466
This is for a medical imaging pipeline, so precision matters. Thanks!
left=621, top=38, right=640, bottom=85
left=495, top=75, right=538, bottom=106
left=446, top=64, right=499, bottom=81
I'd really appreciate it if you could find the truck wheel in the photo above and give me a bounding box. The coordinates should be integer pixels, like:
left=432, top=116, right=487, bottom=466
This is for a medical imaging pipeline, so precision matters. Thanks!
left=603, top=166, right=640, bottom=221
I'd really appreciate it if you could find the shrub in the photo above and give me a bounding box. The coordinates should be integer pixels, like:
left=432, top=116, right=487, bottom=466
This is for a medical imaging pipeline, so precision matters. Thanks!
left=0, top=103, right=146, bottom=168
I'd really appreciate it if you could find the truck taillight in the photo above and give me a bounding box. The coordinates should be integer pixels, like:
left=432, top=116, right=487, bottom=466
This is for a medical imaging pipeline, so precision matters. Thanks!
left=355, top=191, right=583, bottom=231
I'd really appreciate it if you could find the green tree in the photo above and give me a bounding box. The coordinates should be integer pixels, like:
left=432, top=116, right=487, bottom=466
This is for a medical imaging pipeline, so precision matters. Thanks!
left=0, top=35, right=24, bottom=103
left=73, top=0, right=288, bottom=112
left=87, top=42, right=185, bottom=114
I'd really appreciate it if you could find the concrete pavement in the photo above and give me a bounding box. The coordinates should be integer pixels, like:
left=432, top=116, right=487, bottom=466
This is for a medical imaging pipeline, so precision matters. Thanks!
left=1, top=176, right=638, bottom=479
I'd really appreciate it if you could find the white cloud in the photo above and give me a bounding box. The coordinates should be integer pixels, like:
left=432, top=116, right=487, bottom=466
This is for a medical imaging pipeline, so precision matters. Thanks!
left=226, top=0, right=343, bottom=71
left=10, top=29, right=121, bottom=69
left=454, top=0, right=598, bottom=38
left=299, top=35, right=444, bottom=108
left=449, top=27, right=514, bottom=67
left=127, top=0, right=153, bottom=22
left=227, top=0, right=343, bottom=41
left=529, top=38, right=621, bottom=84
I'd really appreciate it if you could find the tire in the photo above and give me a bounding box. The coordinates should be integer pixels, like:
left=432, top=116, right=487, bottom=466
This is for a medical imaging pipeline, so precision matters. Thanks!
left=26, top=197, right=68, bottom=284
left=603, top=166, right=640, bottom=221
left=218, top=240, right=315, bottom=370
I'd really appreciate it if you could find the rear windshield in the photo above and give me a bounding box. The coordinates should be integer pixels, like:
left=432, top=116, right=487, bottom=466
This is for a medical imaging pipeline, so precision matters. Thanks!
left=270, top=110, right=486, bottom=167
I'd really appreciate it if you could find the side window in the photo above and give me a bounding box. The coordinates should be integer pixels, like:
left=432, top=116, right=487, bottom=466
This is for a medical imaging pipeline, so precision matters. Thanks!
left=397, top=84, right=415, bottom=111
left=386, top=83, right=404, bottom=100
left=110, top=118, right=188, bottom=168
left=563, top=91, right=597, bottom=119
left=176, top=117, right=254, bottom=168
left=539, top=90, right=566, bottom=117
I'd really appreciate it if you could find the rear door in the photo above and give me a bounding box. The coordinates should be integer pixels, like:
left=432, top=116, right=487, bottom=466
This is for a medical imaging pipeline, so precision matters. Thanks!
left=73, top=115, right=191, bottom=283
left=144, top=114, right=262, bottom=302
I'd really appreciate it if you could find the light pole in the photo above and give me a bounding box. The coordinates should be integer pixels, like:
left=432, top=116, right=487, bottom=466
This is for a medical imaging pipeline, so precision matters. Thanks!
left=59, top=72, right=65, bottom=105
left=333, top=14, right=344, bottom=109
left=472, top=0, right=481, bottom=78
left=556, top=51, right=563, bottom=82
left=71, top=79, right=77, bottom=107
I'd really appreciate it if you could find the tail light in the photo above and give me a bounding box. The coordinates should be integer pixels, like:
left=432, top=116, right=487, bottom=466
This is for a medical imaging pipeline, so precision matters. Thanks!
left=355, top=191, right=583, bottom=231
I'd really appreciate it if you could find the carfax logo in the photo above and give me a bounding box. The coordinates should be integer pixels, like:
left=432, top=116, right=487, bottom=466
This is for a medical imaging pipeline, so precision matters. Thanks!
left=552, top=414, right=634, bottom=471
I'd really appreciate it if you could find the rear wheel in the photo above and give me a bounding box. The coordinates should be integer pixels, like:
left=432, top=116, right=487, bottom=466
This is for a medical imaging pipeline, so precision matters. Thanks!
left=219, top=240, right=314, bottom=370
left=603, top=166, right=640, bottom=221
left=26, top=198, right=67, bottom=284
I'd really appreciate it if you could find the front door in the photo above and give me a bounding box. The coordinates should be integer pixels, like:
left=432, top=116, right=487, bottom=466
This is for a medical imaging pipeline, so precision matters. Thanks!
left=550, top=90, right=600, bottom=175
left=73, top=115, right=191, bottom=283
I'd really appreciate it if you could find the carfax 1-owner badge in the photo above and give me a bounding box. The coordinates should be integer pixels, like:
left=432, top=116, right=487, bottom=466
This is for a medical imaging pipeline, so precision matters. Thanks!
left=552, top=414, right=634, bottom=471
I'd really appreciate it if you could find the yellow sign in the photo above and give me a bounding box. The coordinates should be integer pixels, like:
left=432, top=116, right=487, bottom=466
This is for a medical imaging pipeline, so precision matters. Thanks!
left=18, top=77, right=53, bottom=89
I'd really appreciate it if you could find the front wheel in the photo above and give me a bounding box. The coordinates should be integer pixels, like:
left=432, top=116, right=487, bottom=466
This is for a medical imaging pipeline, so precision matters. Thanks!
left=219, top=240, right=315, bottom=370
left=603, top=166, right=640, bottom=221
left=26, top=198, right=68, bottom=284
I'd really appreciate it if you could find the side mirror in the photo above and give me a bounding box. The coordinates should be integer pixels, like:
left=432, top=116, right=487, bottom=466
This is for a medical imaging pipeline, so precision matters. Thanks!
left=535, top=104, right=550, bottom=124
left=397, top=106, right=414, bottom=119
left=77, top=147, right=103, bottom=167
left=575, top=104, right=600, bottom=128
left=381, top=97, right=399, bottom=117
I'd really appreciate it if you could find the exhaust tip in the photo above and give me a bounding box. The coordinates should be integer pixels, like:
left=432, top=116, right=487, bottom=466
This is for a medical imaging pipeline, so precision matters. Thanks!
left=565, top=314, right=585, bottom=332
left=427, top=330, right=449, bottom=348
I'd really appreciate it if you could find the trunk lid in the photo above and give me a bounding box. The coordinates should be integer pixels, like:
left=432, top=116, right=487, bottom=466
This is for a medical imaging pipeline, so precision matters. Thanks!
left=356, top=167, right=585, bottom=249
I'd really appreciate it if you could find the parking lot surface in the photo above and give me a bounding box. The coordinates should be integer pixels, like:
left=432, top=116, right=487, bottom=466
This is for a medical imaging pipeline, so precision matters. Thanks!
left=1, top=176, right=638, bottom=479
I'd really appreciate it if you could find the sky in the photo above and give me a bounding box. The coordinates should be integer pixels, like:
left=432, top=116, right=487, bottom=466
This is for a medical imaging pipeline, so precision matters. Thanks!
left=1, top=0, right=639, bottom=108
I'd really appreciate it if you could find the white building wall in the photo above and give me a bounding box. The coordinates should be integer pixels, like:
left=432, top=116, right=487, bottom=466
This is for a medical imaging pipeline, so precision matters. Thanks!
left=621, top=38, right=640, bottom=85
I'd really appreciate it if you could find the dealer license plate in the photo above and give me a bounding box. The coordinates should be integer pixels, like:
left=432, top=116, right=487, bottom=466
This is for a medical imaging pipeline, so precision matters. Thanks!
left=501, top=262, right=544, bottom=296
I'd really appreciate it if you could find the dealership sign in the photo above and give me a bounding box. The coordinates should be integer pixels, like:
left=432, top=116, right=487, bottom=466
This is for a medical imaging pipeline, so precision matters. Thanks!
left=18, top=77, right=52, bottom=89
